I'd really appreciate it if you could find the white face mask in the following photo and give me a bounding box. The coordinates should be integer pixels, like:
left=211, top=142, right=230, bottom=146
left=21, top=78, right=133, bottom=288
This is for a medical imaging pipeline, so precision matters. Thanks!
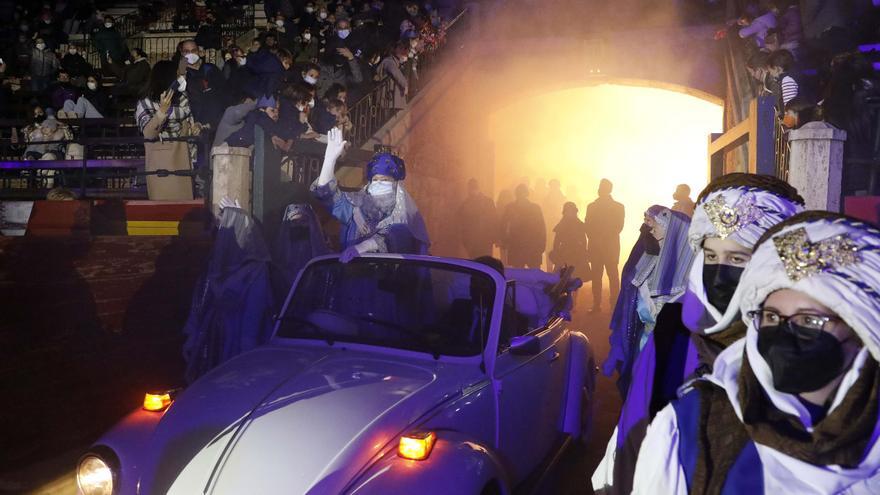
left=303, top=74, right=318, bottom=85
left=303, top=32, right=312, bottom=41
left=36, top=43, right=46, bottom=50
left=68, top=48, right=77, bottom=55
left=308, top=98, right=315, bottom=108
left=236, top=57, right=246, bottom=66
left=338, top=29, right=351, bottom=39
left=306, top=6, right=315, bottom=13
left=176, top=75, right=187, bottom=92
left=368, top=180, right=394, bottom=196
left=87, top=81, right=97, bottom=90
left=319, top=12, right=328, bottom=19
left=104, top=22, right=113, bottom=28
left=184, top=52, right=200, bottom=65
left=276, top=19, right=284, bottom=27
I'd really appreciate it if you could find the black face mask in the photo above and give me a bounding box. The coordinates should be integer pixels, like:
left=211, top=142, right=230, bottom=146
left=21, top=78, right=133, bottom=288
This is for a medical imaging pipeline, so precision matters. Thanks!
left=702, top=264, right=744, bottom=314
left=640, top=223, right=660, bottom=255
left=757, top=323, right=846, bottom=394
left=33, top=113, right=46, bottom=123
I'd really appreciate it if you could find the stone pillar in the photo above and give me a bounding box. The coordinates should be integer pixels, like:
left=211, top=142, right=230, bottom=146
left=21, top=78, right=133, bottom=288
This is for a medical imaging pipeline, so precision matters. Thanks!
left=210, top=144, right=253, bottom=217
left=787, top=121, right=847, bottom=212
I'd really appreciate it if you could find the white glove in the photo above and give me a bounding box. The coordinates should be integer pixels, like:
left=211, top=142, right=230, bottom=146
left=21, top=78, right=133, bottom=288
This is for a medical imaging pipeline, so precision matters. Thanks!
left=339, top=238, right=380, bottom=263
left=318, top=127, right=348, bottom=185
left=339, top=246, right=360, bottom=263
left=219, top=197, right=241, bottom=211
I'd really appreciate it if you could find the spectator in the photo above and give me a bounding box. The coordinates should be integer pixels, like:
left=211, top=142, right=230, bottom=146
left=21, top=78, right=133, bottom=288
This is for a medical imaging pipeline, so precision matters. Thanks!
left=23, top=114, right=72, bottom=160
left=738, top=3, right=778, bottom=49
left=301, top=62, right=320, bottom=86
left=267, top=14, right=297, bottom=52
left=584, top=178, right=625, bottom=313
left=34, top=10, right=67, bottom=51
left=326, top=98, right=352, bottom=133
left=293, top=28, right=319, bottom=63
left=774, top=0, right=803, bottom=54
left=136, top=60, right=200, bottom=200
left=378, top=41, right=410, bottom=109
left=767, top=49, right=799, bottom=107
left=550, top=202, right=589, bottom=278
left=195, top=12, right=222, bottom=52
left=60, top=44, right=92, bottom=80
left=456, top=178, right=499, bottom=258
left=318, top=18, right=364, bottom=97
left=29, top=37, right=58, bottom=92
left=177, top=39, right=229, bottom=128
left=746, top=51, right=773, bottom=98
left=223, top=95, right=291, bottom=151
left=93, top=16, right=127, bottom=75
left=46, top=69, right=80, bottom=113
left=108, top=48, right=151, bottom=98
left=800, top=0, right=850, bottom=41
left=500, top=184, right=546, bottom=269
left=136, top=61, right=198, bottom=140
left=13, top=33, right=32, bottom=77
left=64, top=73, right=110, bottom=118
left=322, top=82, right=348, bottom=103
left=671, top=184, right=695, bottom=217
left=213, top=96, right=257, bottom=146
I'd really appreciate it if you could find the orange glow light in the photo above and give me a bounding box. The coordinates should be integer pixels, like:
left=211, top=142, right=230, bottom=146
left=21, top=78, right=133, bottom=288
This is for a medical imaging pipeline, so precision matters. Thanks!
left=143, top=392, right=172, bottom=412
left=397, top=431, right=437, bottom=461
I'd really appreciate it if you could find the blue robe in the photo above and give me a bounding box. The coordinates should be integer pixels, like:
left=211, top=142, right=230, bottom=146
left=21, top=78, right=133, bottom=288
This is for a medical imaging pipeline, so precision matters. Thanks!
left=182, top=207, right=275, bottom=383
left=311, top=179, right=430, bottom=254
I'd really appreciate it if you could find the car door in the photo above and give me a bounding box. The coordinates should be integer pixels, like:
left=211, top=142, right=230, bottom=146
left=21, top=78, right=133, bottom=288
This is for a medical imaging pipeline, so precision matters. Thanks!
left=492, top=282, right=568, bottom=483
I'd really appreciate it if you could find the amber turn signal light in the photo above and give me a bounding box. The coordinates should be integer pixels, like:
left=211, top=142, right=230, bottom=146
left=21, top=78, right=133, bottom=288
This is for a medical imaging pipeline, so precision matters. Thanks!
left=143, top=392, right=173, bottom=412
left=397, top=431, right=437, bottom=461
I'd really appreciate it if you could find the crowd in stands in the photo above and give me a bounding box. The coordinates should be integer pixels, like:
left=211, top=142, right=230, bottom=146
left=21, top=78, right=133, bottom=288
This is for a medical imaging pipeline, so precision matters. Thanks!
left=0, top=0, right=454, bottom=168
left=722, top=0, right=880, bottom=179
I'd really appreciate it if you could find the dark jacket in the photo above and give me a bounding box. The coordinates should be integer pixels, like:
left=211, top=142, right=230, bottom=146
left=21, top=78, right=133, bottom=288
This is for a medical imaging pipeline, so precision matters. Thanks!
left=584, top=194, right=625, bottom=259
left=93, top=26, right=127, bottom=65
left=185, top=62, right=230, bottom=127
left=61, top=53, right=93, bottom=78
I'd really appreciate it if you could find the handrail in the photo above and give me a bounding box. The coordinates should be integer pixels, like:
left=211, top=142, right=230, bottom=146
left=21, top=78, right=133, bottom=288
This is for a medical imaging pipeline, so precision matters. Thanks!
left=708, top=96, right=777, bottom=178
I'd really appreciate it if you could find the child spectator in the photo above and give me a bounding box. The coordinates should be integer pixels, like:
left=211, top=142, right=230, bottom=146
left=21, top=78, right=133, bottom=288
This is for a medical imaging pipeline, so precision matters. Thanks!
left=767, top=49, right=799, bottom=107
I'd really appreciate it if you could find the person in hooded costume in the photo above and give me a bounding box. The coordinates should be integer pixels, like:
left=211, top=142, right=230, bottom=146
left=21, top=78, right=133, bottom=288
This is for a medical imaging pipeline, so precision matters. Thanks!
left=593, top=173, right=805, bottom=495
left=602, top=205, right=695, bottom=397
left=182, top=203, right=275, bottom=383
left=273, top=202, right=330, bottom=296
left=311, top=128, right=430, bottom=261
left=633, top=211, right=880, bottom=494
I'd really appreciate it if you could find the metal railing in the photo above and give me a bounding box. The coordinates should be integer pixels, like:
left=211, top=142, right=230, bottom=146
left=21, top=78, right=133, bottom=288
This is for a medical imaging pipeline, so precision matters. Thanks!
left=0, top=129, right=210, bottom=200
left=774, top=114, right=791, bottom=182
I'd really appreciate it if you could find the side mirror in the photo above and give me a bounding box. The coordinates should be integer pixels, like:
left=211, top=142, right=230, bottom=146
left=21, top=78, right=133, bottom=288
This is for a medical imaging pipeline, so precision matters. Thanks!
left=509, top=335, right=540, bottom=356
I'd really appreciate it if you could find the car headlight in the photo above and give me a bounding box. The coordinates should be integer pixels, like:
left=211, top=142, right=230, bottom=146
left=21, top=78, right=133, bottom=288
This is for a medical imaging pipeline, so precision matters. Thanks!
left=77, top=455, right=114, bottom=495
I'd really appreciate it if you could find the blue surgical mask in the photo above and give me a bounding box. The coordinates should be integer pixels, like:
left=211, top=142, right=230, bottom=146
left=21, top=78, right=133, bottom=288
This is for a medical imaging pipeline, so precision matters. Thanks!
left=338, top=29, right=351, bottom=39
left=368, top=180, right=394, bottom=196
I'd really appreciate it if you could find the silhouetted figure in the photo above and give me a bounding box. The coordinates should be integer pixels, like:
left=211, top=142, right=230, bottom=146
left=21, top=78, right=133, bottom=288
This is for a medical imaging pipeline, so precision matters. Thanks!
left=182, top=206, right=275, bottom=383
left=671, top=184, right=695, bottom=217
left=584, top=178, right=625, bottom=312
left=543, top=178, right=567, bottom=263
left=457, top=179, right=499, bottom=258
left=501, top=184, right=546, bottom=269
left=273, top=203, right=330, bottom=299
left=550, top=202, right=589, bottom=278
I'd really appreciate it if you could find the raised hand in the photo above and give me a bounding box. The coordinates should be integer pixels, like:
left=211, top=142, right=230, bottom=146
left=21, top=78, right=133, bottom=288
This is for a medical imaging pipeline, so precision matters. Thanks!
left=324, top=127, right=347, bottom=162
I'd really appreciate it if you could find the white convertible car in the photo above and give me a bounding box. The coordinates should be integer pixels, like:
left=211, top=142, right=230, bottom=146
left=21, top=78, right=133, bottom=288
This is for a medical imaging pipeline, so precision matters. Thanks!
left=77, top=254, right=596, bottom=495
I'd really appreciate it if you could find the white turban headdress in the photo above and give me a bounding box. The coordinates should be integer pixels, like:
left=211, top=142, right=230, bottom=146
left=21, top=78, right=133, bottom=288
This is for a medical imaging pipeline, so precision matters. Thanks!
left=681, top=177, right=805, bottom=335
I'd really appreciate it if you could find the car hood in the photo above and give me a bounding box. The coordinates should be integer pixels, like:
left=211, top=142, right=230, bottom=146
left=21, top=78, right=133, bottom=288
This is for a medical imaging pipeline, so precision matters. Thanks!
left=136, top=342, right=479, bottom=495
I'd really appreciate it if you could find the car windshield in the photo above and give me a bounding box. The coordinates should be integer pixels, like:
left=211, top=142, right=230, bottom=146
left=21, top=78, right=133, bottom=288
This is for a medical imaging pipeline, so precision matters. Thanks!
left=276, top=258, right=497, bottom=357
